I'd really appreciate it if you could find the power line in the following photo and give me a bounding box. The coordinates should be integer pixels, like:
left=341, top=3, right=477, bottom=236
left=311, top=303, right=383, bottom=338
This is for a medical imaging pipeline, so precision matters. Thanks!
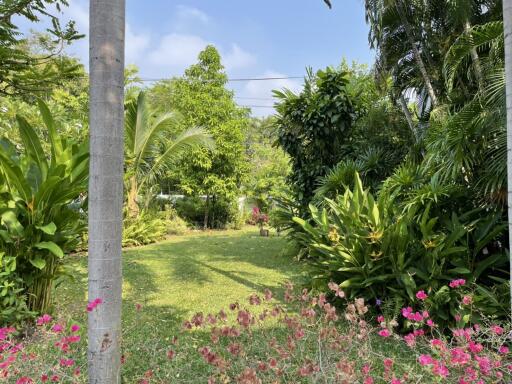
left=136, top=76, right=303, bottom=83
left=235, top=96, right=275, bottom=101
left=239, top=105, right=275, bottom=109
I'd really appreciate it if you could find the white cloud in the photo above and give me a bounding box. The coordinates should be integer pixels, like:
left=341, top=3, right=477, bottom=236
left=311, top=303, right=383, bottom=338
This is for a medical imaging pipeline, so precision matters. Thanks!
left=223, top=44, right=256, bottom=71
left=61, top=0, right=150, bottom=66
left=175, top=5, right=209, bottom=25
left=126, top=24, right=150, bottom=65
left=148, top=33, right=209, bottom=68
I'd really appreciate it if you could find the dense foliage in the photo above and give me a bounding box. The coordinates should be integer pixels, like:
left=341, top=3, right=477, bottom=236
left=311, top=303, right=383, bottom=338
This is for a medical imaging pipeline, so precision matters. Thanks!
left=243, top=117, right=290, bottom=211
left=274, top=67, right=355, bottom=212
left=0, top=101, right=88, bottom=323
left=0, top=0, right=83, bottom=96
left=149, top=46, right=250, bottom=229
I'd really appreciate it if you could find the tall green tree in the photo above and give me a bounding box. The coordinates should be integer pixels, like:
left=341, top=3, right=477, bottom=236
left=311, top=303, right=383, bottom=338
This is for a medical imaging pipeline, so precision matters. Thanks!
left=124, top=91, right=213, bottom=217
left=88, top=0, right=125, bottom=381
left=0, top=0, right=83, bottom=96
left=155, top=46, right=250, bottom=229
left=244, top=117, right=291, bottom=210
left=274, top=67, right=355, bottom=212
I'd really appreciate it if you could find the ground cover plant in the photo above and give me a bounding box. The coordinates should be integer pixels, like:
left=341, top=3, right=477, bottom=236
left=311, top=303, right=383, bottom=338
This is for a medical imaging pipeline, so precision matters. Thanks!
left=2, top=261, right=510, bottom=382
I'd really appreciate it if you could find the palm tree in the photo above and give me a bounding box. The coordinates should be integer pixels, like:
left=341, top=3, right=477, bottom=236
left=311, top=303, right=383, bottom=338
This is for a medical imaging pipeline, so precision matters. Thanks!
left=503, top=0, right=512, bottom=311
left=124, top=91, right=214, bottom=217
left=88, top=0, right=125, bottom=382
left=364, top=0, right=439, bottom=106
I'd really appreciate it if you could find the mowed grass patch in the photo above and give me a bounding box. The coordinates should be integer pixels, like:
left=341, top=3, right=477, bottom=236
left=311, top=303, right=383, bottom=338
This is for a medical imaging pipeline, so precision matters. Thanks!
left=50, top=227, right=304, bottom=380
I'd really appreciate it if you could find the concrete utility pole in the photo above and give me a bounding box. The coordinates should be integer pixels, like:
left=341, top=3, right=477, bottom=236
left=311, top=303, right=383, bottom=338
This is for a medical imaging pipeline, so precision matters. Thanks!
left=88, top=0, right=125, bottom=382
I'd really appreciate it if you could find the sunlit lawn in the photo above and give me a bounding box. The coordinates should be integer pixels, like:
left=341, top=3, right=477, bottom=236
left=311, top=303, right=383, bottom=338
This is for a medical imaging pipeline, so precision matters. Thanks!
left=53, top=226, right=304, bottom=381
left=27, top=227, right=423, bottom=383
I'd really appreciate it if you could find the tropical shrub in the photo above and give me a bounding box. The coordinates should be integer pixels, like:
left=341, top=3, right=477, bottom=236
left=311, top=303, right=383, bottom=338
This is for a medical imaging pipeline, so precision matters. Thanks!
left=122, top=211, right=167, bottom=247
left=274, top=67, right=355, bottom=213
left=292, top=174, right=509, bottom=324
left=251, top=207, right=269, bottom=229
left=175, top=196, right=239, bottom=229
left=0, top=101, right=88, bottom=320
left=124, top=91, right=213, bottom=218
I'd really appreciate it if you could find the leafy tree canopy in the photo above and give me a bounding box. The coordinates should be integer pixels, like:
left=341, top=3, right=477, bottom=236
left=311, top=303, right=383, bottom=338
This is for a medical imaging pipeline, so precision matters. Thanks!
left=149, top=45, right=250, bottom=228
left=274, top=66, right=355, bottom=211
left=0, top=0, right=83, bottom=96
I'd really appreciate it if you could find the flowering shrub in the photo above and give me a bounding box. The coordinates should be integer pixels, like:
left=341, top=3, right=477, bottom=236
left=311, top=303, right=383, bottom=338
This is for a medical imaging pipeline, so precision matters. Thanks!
left=251, top=207, right=269, bottom=229
left=1, top=283, right=510, bottom=383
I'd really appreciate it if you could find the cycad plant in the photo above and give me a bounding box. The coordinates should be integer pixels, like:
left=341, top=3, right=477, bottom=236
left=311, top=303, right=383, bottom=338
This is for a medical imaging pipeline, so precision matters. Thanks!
left=124, top=91, right=214, bottom=217
left=0, top=101, right=88, bottom=317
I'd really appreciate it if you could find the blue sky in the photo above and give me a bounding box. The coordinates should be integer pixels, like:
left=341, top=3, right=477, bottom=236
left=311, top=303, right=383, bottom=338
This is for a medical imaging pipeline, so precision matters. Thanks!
left=23, top=0, right=373, bottom=116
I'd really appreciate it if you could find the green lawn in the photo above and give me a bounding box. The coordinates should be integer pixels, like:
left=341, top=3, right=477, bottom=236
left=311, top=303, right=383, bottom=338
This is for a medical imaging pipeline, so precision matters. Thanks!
left=53, top=227, right=304, bottom=380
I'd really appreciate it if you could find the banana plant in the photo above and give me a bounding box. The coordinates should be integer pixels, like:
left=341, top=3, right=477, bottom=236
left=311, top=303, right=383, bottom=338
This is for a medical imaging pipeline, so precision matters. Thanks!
left=0, top=100, right=88, bottom=316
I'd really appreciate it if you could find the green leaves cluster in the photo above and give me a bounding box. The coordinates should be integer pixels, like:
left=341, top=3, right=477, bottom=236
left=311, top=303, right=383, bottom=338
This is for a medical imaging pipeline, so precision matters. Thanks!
left=292, top=173, right=509, bottom=324
left=0, top=1, right=84, bottom=96
left=0, top=101, right=88, bottom=322
left=149, top=46, right=250, bottom=228
left=274, top=67, right=355, bottom=212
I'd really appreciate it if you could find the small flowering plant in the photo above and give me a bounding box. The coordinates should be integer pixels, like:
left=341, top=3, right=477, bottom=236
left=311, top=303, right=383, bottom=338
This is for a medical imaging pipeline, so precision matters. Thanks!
left=251, top=207, right=269, bottom=229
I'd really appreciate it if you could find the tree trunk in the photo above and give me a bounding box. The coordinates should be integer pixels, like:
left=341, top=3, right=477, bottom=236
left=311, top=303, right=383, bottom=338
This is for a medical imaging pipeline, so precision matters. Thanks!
left=127, top=175, right=140, bottom=218
left=203, top=194, right=210, bottom=230
left=395, top=1, right=438, bottom=107
left=88, top=1, right=125, bottom=382
left=398, top=95, right=416, bottom=140
left=464, top=21, right=484, bottom=88
left=503, top=0, right=512, bottom=314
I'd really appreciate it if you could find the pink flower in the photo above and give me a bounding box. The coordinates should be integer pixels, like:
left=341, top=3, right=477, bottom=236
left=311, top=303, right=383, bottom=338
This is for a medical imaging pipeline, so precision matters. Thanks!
left=391, top=379, right=401, bottom=384
left=416, top=290, right=428, bottom=301
left=426, top=319, right=435, bottom=327
left=401, top=307, right=413, bottom=318
left=418, top=354, right=433, bottom=366
left=491, top=325, right=504, bottom=335
left=378, top=329, right=391, bottom=338
left=16, top=377, right=33, bottom=384
left=449, top=279, right=466, bottom=288
left=499, top=346, right=509, bottom=354
left=70, top=324, right=80, bottom=333
left=404, top=333, right=416, bottom=347
left=36, top=314, right=52, bottom=326
left=59, top=358, right=74, bottom=367
left=86, top=298, right=103, bottom=312
left=377, top=315, right=385, bottom=323
left=468, top=341, right=483, bottom=354
left=51, top=324, right=63, bottom=333
left=431, top=339, right=446, bottom=350
left=364, top=377, right=374, bottom=384
left=462, top=295, right=472, bottom=305
left=432, top=363, right=449, bottom=378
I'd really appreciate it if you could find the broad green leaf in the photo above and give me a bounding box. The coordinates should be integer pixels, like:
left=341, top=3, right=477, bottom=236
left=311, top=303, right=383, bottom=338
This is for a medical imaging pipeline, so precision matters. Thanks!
left=1, top=211, right=24, bottom=236
left=36, top=222, right=57, bottom=235
left=16, top=116, right=48, bottom=179
left=35, top=241, right=64, bottom=258
left=38, top=99, right=63, bottom=164
left=0, top=151, right=32, bottom=201
left=30, top=257, right=46, bottom=270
